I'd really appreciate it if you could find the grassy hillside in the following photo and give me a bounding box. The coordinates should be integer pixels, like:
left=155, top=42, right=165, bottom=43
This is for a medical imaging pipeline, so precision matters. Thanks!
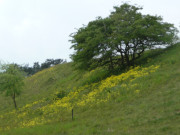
left=0, top=62, right=87, bottom=111
left=0, top=43, right=180, bottom=135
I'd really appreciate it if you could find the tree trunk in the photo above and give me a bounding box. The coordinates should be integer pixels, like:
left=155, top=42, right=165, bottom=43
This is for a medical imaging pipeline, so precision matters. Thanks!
left=109, top=56, right=114, bottom=70
left=12, top=92, right=17, bottom=109
left=131, top=52, right=136, bottom=67
left=125, top=53, right=130, bottom=67
left=120, top=53, right=125, bottom=67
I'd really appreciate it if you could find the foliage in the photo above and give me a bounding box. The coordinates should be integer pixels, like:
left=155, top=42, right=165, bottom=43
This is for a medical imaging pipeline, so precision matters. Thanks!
left=41, top=59, right=65, bottom=69
left=70, top=3, right=178, bottom=70
left=19, top=58, right=66, bottom=76
left=0, top=64, right=25, bottom=109
left=53, top=90, right=67, bottom=100
left=81, top=67, right=110, bottom=85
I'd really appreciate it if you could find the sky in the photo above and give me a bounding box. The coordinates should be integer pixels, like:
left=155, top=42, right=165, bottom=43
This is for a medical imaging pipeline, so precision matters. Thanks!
left=0, top=0, right=179, bottom=66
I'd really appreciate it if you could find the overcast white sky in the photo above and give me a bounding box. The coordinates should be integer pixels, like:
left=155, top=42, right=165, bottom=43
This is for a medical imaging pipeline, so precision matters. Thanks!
left=0, top=0, right=179, bottom=66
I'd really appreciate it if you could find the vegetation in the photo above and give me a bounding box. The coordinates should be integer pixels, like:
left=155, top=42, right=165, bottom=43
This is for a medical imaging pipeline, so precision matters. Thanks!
left=0, top=3, right=179, bottom=135
left=0, top=64, right=25, bottom=109
left=70, top=3, right=178, bottom=71
left=19, top=58, right=66, bottom=76
left=0, top=43, right=179, bottom=134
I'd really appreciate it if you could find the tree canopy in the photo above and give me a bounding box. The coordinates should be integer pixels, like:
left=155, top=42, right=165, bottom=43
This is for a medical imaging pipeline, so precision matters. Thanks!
left=0, top=64, right=25, bottom=109
left=70, top=3, right=178, bottom=71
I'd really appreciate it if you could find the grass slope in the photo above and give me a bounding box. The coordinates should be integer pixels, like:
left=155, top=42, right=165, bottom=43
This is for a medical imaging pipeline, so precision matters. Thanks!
left=0, top=43, right=180, bottom=135
left=0, top=63, right=86, bottom=111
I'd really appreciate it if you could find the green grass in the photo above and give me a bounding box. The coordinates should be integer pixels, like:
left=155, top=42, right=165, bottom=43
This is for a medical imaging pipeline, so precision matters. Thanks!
left=0, top=43, right=180, bottom=135
left=0, top=63, right=86, bottom=111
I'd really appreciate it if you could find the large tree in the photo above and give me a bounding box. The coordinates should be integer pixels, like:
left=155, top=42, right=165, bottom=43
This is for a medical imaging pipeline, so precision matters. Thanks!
left=70, top=3, right=178, bottom=70
left=0, top=64, right=25, bottom=109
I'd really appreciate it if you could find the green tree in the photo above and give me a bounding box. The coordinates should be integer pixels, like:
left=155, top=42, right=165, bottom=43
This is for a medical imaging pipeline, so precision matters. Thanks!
left=110, top=3, right=178, bottom=67
left=0, top=64, right=25, bottom=109
left=70, top=3, right=178, bottom=71
left=70, top=17, right=114, bottom=70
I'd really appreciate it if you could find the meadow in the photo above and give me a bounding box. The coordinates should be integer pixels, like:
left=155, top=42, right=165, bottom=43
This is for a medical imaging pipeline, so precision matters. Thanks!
left=0, top=43, right=180, bottom=135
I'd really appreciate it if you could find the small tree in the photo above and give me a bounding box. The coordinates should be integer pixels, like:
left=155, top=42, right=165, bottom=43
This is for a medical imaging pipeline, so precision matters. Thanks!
left=0, top=64, right=25, bottom=109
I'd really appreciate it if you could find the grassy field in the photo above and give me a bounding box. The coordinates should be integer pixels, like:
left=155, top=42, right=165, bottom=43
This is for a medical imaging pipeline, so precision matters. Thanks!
left=0, top=43, right=180, bottom=135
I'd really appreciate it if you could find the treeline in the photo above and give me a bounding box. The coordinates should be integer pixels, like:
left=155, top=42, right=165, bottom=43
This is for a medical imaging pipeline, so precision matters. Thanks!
left=19, top=58, right=66, bottom=76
